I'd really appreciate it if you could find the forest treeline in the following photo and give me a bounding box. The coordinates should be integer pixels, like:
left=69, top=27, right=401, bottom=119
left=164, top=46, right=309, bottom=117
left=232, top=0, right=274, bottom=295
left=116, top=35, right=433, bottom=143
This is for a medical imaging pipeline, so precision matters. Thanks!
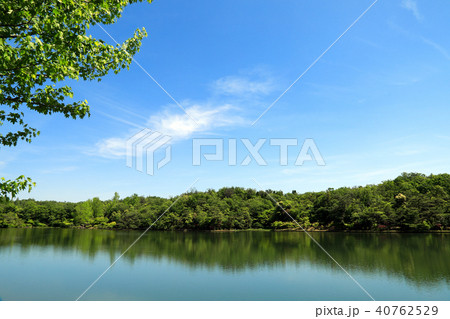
left=0, top=173, right=449, bottom=231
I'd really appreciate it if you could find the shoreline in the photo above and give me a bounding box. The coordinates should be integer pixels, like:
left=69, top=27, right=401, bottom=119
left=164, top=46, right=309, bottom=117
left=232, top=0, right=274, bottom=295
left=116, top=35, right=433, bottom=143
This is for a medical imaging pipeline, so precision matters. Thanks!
left=2, top=227, right=450, bottom=234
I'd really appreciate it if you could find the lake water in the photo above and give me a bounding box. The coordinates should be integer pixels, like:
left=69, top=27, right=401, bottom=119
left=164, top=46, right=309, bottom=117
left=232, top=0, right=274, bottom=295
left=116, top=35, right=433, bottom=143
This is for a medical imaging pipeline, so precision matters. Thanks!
left=0, top=228, right=448, bottom=300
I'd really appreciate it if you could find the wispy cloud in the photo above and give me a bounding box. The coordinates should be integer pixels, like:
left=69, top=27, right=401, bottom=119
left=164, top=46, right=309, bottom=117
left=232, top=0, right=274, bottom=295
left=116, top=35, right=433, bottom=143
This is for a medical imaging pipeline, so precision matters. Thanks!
left=148, top=103, right=245, bottom=139
left=387, top=21, right=449, bottom=62
left=213, top=75, right=275, bottom=97
left=420, top=37, right=450, bottom=61
left=95, top=137, right=128, bottom=159
left=401, top=0, right=423, bottom=21
left=93, top=103, right=245, bottom=159
left=94, top=110, right=145, bottom=129
left=92, top=73, right=270, bottom=159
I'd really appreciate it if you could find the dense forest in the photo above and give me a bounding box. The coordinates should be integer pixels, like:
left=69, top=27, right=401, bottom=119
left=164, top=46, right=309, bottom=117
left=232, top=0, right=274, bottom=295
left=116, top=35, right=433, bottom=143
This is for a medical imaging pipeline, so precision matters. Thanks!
left=1, top=173, right=449, bottom=231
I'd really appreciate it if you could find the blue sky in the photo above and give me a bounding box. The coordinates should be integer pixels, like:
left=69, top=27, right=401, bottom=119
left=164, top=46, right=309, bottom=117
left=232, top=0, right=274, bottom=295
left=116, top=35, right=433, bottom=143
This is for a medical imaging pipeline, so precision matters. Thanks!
left=2, top=0, right=450, bottom=201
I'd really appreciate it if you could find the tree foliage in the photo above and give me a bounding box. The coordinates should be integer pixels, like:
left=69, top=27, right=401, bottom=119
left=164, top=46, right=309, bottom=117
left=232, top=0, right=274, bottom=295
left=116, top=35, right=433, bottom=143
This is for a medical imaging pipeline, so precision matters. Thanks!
left=0, top=175, right=34, bottom=200
left=0, top=0, right=152, bottom=199
left=1, top=173, right=450, bottom=231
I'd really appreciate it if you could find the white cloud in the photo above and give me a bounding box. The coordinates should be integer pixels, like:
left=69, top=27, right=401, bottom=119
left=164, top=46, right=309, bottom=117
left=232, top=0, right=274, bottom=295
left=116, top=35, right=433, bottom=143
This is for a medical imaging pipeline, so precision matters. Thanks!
left=93, top=103, right=245, bottom=158
left=420, top=37, right=450, bottom=61
left=213, top=76, right=274, bottom=96
left=92, top=73, right=269, bottom=159
left=387, top=22, right=449, bottom=61
left=95, top=137, right=128, bottom=158
left=401, top=0, right=422, bottom=21
left=148, top=103, right=245, bottom=139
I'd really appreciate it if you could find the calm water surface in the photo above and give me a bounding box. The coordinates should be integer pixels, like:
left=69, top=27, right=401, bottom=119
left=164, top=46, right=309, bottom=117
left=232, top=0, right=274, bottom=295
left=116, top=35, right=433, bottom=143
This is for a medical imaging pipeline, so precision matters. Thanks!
left=0, top=228, right=448, bottom=300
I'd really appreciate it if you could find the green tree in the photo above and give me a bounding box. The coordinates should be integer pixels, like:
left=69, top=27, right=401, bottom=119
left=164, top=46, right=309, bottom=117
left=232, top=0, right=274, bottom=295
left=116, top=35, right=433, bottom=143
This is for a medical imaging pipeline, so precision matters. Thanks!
left=0, top=176, right=34, bottom=200
left=1, top=172, right=450, bottom=231
left=91, top=197, right=105, bottom=218
left=73, top=200, right=94, bottom=226
left=0, top=0, right=152, bottom=199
